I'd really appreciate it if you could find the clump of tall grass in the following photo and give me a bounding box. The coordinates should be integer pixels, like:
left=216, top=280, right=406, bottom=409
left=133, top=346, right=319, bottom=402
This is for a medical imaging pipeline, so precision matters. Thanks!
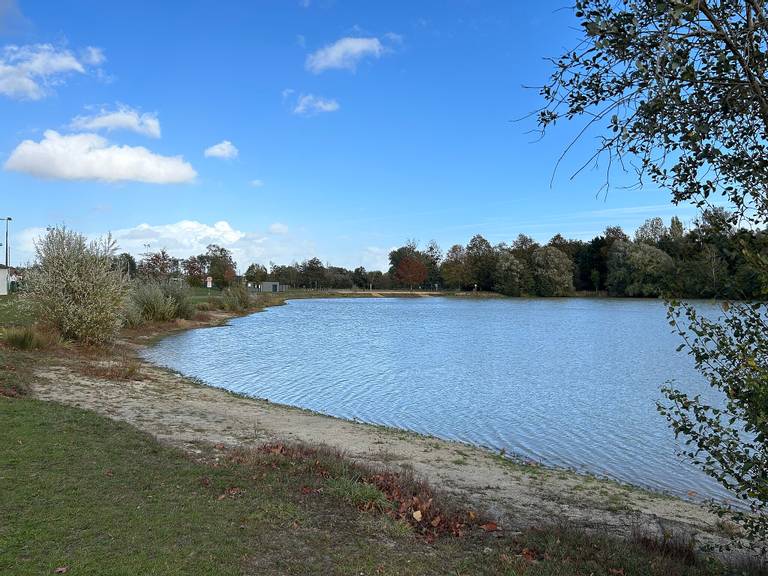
left=126, top=281, right=195, bottom=325
left=161, top=281, right=195, bottom=319
left=221, top=284, right=251, bottom=312
left=3, top=326, right=59, bottom=350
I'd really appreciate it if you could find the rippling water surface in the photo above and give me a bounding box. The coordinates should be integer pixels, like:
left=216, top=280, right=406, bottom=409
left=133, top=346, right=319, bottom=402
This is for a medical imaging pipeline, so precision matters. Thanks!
left=143, top=296, right=729, bottom=500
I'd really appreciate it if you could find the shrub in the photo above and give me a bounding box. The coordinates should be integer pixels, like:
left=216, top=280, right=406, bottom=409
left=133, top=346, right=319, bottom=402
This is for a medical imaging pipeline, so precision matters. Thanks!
left=3, top=326, right=58, bottom=350
left=128, top=283, right=177, bottom=322
left=25, top=226, right=127, bottom=345
left=160, top=281, right=195, bottom=319
left=221, top=284, right=250, bottom=312
left=127, top=281, right=194, bottom=323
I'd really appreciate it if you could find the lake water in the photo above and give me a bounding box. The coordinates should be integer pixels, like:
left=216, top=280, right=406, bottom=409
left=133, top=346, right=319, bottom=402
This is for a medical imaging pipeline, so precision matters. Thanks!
left=143, top=296, right=730, bottom=501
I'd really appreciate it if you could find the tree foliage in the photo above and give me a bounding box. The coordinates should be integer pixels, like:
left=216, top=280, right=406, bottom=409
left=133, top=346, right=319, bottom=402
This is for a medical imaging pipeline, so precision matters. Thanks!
left=541, top=0, right=768, bottom=552
left=532, top=246, right=574, bottom=297
left=244, top=263, right=268, bottom=285
left=206, top=244, right=237, bottom=288
left=138, top=249, right=179, bottom=281
left=395, top=256, right=428, bottom=289
left=661, top=300, right=768, bottom=553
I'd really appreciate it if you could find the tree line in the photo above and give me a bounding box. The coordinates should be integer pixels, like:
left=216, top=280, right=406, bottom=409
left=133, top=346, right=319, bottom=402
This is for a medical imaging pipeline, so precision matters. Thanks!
left=115, top=208, right=767, bottom=299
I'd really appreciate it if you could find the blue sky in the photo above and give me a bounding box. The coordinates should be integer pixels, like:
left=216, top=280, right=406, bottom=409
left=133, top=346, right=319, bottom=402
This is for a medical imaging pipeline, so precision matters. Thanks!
left=0, top=0, right=696, bottom=271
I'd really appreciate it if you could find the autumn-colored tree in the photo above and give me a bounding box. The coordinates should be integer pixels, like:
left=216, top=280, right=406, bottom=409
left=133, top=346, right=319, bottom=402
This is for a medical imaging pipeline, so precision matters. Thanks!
left=395, top=256, right=427, bottom=290
left=182, top=255, right=208, bottom=287
left=138, top=249, right=179, bottom=281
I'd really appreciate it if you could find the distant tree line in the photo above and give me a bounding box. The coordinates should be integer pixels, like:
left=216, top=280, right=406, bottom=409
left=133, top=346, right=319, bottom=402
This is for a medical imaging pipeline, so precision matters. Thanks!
left=114, top=209, right=767, bottom=299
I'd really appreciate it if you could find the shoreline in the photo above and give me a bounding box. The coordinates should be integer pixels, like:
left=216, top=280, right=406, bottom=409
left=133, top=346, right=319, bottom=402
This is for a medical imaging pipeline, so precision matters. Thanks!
left=22, top=291, right=743, bottom=556
left=140, top=292, right=723, bottom=505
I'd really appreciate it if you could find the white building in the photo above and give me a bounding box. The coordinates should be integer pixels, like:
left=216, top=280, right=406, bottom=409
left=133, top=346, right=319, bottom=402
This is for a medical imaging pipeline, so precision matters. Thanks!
left=0, top=266, right=8, bottom=296
left=257, top=281, right=286, bottom=293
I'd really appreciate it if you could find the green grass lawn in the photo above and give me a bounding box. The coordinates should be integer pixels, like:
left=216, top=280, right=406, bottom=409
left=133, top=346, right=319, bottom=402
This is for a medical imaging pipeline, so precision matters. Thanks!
left=0, top=294, right=34, bottom=328
left=0, top=395, right=740, bottom=576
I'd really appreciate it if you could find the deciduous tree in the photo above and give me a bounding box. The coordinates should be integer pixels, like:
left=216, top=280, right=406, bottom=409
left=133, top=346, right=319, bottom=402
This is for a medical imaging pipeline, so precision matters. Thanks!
left=395, top=256, right=427, bottom=290
left=541, top=0, right=768, bottom=550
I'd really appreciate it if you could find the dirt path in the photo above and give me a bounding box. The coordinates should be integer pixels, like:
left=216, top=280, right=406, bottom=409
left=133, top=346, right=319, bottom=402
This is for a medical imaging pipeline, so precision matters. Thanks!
left=29, top=330, right=732, bottom=554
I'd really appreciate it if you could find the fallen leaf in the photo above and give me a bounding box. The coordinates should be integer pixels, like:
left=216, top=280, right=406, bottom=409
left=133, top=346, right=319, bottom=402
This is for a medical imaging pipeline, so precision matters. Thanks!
left=467, top=511, right=477, bottom=521
left=430, top=515, right=442, bottom=527
left=104, top=469, right=114, bottom=477
left=521, top=548, right=537, bottom=562
left=481, top=522, right=499, bottom=532
left=54, top=567, right=69, bottom=574
left=412, top=510, right=422, bottom=522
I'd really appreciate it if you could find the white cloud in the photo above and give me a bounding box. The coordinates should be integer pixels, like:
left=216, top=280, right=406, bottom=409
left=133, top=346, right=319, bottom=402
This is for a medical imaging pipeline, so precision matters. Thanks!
left=204, top=140, right=238, bottom=159
left=70, top=105, right=161, bottom=138
left=268, top=222, right=289, bottom=235
left=4, top=130, right=196, bottom=184
left=106, top=220, right=315, bottom=270
left=81, top=46, right=105, bottom=66
left=0, top=43, right=103, bottom=100
left=292, top=93, right=339, bottom=116
left=250, top=179, right=264, bottom=187
left=117, top=220, right=245, bottom=249
left=384, top=32, right=404, bottom=45
left=360, top=246, right=391, bottom=272
left=306, top=37, right=385, bottom=73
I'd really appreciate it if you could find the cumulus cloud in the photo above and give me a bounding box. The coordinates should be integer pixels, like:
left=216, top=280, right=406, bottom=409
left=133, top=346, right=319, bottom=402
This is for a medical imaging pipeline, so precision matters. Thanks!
left=268, top=222, right=289, bottom=235
left=250, top=179, right=264, bottom=187
left=4, top=130, right=196, bottom=184
left=360, top=246, right=392, bottom=272
left=0, top=43, right=104, bottom=100
left=306, top=37, right=385, bottom=73
left=106, top=220, right=315, bottom=270
left=204, top=140, right=238, bottom=159
left=70, top=105, right=161, bottom=138
left=292, top=93, right=339, bottom=116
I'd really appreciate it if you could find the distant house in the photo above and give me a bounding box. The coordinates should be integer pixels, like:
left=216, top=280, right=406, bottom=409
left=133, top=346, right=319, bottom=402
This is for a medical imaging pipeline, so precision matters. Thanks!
left=256, top=281, right=286, bottom=293
left=0, top=266, right=8, bottom=296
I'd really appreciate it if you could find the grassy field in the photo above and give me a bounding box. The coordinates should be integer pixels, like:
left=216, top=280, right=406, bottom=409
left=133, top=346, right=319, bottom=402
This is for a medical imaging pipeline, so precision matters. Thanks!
left=0, top=395, right=735, bottom=576
left=0, top=294, right=34, bottom=328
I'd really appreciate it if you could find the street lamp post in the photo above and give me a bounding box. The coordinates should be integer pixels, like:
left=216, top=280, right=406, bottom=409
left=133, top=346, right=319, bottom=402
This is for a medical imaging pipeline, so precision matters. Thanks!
left=1, top=217, right=11, bottom=268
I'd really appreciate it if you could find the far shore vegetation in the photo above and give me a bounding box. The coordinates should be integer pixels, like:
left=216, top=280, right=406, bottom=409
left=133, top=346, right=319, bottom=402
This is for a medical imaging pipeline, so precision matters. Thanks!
left=80, top=208, right=765, bottom=300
